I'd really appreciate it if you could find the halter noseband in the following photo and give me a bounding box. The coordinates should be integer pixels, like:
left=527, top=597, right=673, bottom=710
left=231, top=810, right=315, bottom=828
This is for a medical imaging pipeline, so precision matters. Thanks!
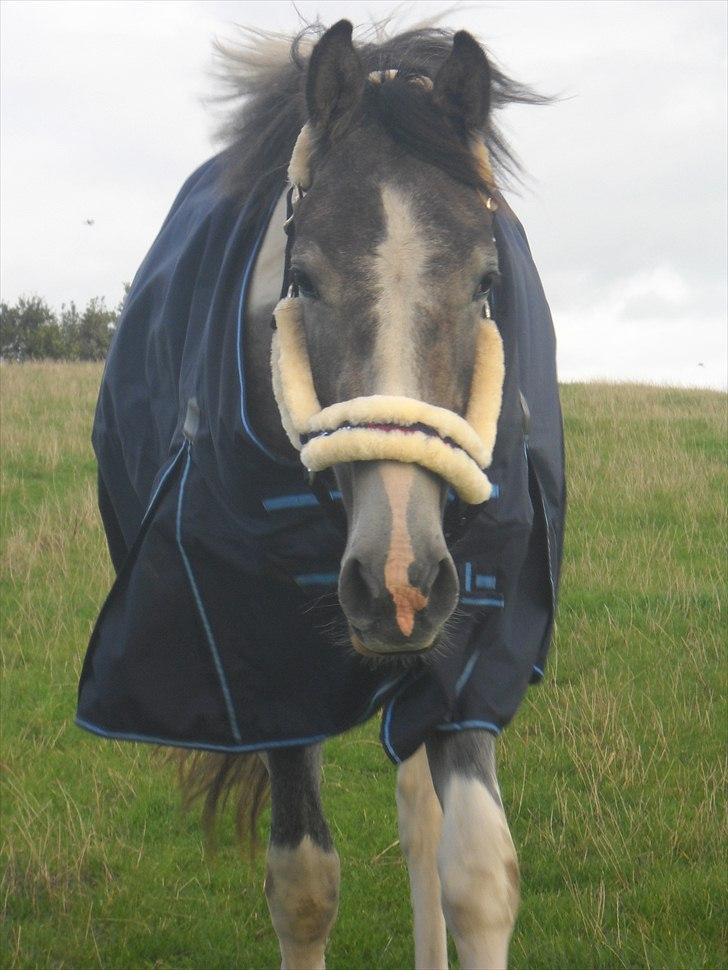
left=270, top=72, right=505, bottom=513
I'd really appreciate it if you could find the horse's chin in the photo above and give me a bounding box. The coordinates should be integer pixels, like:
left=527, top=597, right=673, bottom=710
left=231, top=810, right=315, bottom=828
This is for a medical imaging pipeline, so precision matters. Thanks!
left=349, top=629, right=436, bottom=666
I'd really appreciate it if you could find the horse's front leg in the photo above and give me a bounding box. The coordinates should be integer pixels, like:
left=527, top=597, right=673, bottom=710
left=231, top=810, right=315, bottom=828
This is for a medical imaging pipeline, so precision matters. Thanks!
left=426, top=731, right=520, bottom=970
left=264, top=745, right=340, bottom=970
left=396, top=744, right=448, bottom=969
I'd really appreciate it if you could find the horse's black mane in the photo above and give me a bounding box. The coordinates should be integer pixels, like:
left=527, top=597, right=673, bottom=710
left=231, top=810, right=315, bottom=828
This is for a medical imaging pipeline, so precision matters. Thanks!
left=213, top=23, right=549, bottom=228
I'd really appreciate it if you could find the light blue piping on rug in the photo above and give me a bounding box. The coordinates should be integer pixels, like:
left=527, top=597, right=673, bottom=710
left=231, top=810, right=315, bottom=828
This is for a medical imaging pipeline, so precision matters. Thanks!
left=455, top=649, right=481, bottom=697
left=264, top=493, right=319, bottom=511
left=262, top=490, right=342, bottom=512
left=460, top=595, right=504, bottom=607
left=293, top=572, right=339, bottom=587
left=75, top=675, right=404, bottom=756
left=541, top=490, right=557, bottom=605
left=475, top=574, right=497, bottom=590
left=381, top=676, right=418, bottom=765
left=144, top=442, right=187, bottom=518
left=360, top=676, right=404, bottom=725
left=176, top=446, right=242, bottom=743
left=75, top=716, right=328, bottom=753
left=435, top=720, right=501, bottom=735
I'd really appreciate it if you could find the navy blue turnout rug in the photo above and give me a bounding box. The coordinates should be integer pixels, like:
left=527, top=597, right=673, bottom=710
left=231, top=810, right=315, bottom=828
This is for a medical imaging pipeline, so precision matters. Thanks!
left=76, top=154, right=565, bottom=764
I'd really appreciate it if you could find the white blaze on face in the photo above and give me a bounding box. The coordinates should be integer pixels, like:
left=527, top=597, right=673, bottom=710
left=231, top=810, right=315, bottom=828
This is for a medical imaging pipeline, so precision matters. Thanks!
left=372, top=184, right=432, bottom=396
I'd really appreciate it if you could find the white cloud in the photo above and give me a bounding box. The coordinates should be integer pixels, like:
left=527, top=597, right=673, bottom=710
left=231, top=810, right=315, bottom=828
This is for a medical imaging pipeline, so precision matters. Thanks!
left=557, top=306, right=727, bottom=388
left=1, top=0, right=726, bottom=388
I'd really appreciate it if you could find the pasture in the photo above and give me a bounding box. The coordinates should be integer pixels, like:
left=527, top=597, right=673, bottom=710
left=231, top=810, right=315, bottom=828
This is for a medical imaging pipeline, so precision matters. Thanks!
left=1, top=362, right=726, bottom=969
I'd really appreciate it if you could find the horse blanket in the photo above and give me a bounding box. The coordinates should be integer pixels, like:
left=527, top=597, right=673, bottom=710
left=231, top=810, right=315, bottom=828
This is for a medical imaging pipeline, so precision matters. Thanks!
left=76, top=154, right=565, bottom=765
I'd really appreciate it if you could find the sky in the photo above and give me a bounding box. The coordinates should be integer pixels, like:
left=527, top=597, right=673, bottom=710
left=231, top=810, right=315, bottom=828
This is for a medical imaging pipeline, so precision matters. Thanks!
left=1, top=0, right=726, bottom=388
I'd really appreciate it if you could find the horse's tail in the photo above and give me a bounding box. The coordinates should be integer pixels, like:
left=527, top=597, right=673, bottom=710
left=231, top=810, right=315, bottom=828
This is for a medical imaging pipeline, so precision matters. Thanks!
left=171, top=751, right=270, bottom=855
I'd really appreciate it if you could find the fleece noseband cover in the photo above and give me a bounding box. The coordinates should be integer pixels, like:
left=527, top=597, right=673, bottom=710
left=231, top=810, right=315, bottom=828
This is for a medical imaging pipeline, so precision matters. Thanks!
left=271, top=297, right=504, bottom=504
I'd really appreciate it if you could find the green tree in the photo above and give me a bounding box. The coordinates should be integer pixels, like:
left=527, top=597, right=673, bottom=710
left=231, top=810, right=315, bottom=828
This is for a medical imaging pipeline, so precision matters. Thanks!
left=0, top=296, right=62, bottom=360
left=0, top=292, right=122, bottom=360
left=59, top=302, right=82, bottom=359
left=0, top=301, right=20, bottom=359
left=76, top=297, right=116, bottom=360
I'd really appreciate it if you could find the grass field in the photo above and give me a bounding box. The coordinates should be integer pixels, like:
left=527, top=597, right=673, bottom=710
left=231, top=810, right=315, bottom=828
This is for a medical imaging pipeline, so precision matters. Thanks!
left=1, top=362, right=726, bottom=969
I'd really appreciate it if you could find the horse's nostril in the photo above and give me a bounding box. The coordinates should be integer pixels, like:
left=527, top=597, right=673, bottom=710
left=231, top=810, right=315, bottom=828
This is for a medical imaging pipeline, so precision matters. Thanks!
left=413, top=558, right=442, bottom=596
left=338, top=557, right=376, bottom=621
left=428, top=556, right=460, bottom=613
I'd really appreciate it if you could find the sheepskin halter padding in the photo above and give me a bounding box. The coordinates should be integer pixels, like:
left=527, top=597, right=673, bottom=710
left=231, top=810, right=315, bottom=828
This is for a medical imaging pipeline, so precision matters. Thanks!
left=272, top=297, right=504, bottom=503
left=270, top=80, right=505, bottom=505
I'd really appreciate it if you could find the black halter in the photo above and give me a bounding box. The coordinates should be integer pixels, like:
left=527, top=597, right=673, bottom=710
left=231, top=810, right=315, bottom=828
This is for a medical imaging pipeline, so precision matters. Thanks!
left=272, top=185, right=299, bottom=320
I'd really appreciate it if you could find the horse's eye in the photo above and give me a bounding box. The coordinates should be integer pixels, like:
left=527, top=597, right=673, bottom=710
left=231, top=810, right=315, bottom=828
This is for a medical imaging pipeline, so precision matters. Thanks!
left=474, top=273, right=495, bottom=301
left=292, top=269, right=318, bottom=299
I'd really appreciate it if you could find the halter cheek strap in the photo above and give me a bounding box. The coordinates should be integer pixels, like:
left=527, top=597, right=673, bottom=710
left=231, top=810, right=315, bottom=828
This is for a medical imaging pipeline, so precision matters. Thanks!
left=270, top=83, right=505, bottom=506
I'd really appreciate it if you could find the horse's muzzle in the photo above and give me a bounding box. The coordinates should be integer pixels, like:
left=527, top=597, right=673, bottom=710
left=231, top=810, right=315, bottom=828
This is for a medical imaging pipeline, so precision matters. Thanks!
left=339, top=550, right=459, bottom=656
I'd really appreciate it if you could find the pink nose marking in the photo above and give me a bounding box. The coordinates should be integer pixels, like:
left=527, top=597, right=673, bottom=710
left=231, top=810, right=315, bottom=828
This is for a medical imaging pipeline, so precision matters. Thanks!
left=380, top=465, right=429, bottom=637
left=389, top=584, right=428, bottom=637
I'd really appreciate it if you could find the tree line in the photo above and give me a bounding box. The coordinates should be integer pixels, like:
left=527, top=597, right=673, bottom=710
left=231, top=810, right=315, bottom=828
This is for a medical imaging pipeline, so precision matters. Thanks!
left=0, top=293, right=126, bottom=361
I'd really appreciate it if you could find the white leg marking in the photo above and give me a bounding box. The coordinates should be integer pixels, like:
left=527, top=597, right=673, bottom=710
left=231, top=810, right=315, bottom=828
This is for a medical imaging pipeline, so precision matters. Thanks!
left=265, top=836, right=340, bottom=970
left=438, top=776, right=520, bottom=970
left=396, top=746, right=448, bottom=969
left=372, top=184, right=432, bottom=396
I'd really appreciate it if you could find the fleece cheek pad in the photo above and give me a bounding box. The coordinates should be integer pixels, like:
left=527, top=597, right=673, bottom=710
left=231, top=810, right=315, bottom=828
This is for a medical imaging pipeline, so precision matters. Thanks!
left=270, top=296, right=505, bottom=504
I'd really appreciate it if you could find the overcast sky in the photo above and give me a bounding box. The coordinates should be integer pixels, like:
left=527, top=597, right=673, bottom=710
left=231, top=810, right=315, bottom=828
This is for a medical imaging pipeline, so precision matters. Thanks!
left=1, top=0, right=726, bottom=388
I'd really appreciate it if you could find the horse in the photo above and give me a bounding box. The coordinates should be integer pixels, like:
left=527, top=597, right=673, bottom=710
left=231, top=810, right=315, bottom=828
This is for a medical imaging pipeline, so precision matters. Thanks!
left=76, top=20, right=565, bottom=969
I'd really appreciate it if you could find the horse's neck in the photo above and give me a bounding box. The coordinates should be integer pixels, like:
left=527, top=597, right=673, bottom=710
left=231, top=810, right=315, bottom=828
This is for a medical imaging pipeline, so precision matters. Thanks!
left=244, top=190, right=298, bottom=461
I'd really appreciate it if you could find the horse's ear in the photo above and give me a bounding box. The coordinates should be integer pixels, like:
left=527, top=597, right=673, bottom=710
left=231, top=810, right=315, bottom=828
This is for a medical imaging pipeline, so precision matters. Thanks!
left=306, top=20, right=365, bottom=131
left=433, top=31, right=491, bottom=132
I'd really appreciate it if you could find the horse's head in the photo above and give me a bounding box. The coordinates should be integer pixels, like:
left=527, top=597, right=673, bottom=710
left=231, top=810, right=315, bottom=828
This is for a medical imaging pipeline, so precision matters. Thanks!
left=275, top=22, right=502, bottom=658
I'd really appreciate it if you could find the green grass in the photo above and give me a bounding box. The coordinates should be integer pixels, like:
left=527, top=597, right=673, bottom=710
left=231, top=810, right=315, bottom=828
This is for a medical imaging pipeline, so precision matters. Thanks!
left=1, top=363, right=726, bottom=969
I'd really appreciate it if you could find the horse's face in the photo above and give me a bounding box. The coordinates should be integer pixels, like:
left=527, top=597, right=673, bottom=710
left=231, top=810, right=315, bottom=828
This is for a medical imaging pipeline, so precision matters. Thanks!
left=293, top=23, right=497, bottom=657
